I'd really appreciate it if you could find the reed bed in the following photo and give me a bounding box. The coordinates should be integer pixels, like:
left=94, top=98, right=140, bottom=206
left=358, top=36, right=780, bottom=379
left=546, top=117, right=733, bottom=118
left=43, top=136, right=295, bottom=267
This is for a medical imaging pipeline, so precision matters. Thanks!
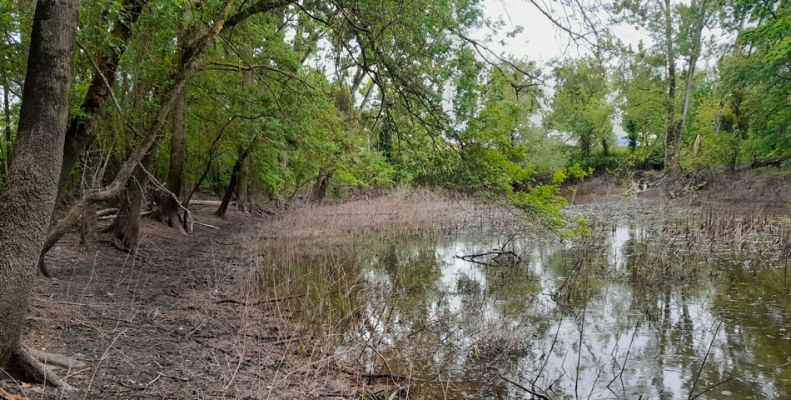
left=562, top=202, right=791, bottom=292
left=236, top=190, right=511, bottom=329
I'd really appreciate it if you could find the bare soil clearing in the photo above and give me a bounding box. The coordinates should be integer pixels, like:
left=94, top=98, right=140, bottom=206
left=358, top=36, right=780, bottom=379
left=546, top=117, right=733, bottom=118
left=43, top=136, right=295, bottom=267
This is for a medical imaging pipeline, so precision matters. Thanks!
left=569, top=168, right=791, bottom=206
left=0, top=208, right=366, bottom=399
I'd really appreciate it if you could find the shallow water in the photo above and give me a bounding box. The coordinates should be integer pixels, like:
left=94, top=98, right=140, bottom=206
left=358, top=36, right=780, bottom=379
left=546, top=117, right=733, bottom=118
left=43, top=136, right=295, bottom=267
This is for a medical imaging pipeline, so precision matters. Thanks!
left=337, top=201, right=791, bottom=399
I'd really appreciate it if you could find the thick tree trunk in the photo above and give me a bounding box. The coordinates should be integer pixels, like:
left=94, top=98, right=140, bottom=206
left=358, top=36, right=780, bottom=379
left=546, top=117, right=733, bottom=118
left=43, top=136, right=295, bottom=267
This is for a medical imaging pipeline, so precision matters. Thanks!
left=310, top=169, right=333, bottom=203
left=110, top=163, right=147, bottom=252
left=56, top=0, right=148, bottom=205
left=155, top=9, right=200, bottom=228
left=155, top=86, right=187, bottom=226
left=236, top=163, right=249, bottom=211
left=0, top=0, right=79, bottom=377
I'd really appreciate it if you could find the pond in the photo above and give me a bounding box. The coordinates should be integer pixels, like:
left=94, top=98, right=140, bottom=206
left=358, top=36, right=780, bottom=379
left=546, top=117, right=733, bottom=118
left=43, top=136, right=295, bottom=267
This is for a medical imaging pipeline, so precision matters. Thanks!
left=335, top=200, right=791, bottom=399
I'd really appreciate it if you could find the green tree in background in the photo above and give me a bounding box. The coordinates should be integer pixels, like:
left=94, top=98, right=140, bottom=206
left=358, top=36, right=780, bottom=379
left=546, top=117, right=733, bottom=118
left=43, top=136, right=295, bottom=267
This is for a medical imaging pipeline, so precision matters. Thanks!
left=548, top=58, right=614, bottom=159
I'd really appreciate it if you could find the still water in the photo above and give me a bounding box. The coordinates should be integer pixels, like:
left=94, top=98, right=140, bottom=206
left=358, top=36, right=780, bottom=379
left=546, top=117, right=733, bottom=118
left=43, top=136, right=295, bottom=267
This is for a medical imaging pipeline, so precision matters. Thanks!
left=337, top=201, right=791, bottom=399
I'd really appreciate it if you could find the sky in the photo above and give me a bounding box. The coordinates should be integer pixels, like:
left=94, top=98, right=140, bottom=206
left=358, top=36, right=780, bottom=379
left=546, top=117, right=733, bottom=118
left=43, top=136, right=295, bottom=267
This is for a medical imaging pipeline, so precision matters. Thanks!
left=479, top=0, right=651, bottom=63
left=478, top=0, right=654, bottom=139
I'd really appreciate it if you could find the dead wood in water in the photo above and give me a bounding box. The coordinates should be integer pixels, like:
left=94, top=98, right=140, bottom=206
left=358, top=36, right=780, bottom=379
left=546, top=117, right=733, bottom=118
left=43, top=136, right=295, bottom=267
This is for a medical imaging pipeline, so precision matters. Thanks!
left=457, top=250, right=521, bottom=266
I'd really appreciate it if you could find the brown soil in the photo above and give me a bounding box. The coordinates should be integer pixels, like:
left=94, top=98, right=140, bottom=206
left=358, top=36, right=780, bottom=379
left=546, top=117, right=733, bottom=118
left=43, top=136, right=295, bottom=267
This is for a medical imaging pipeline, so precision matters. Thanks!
left=568, top=168, right=791, bottom=207
left=700, top=169, right=791, bottom=206
left=565, top=176, right=659, bottom=204
left=0, top=207, right=370, bottom=399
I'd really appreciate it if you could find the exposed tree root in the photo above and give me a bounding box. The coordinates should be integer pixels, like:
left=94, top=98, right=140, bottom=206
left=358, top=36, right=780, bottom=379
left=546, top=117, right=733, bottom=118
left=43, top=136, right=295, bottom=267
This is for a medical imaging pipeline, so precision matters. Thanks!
left=0, top=387, right=28, bottom=400
left=24, top=348, right=84, bottom=370
left=9, top=346, right=85, bottom=390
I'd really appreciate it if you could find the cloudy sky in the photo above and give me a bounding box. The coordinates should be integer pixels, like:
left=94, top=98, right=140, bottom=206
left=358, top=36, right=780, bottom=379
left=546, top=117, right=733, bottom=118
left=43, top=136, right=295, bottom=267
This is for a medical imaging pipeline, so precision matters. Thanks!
left=480, top=0, right=651, bottom=64
left=478, top=0, right=655, bottom=138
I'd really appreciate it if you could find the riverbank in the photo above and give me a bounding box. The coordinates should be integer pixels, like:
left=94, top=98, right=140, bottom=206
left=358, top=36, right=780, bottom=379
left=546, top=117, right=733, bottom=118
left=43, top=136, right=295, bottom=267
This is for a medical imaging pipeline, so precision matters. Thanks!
left=1, top=207, right=364, bottom=399
left=3, top=184, right=788, bottom=399
left=569, top=167, right=791, bottom=207
left=0, top=190, right=503, bottom=399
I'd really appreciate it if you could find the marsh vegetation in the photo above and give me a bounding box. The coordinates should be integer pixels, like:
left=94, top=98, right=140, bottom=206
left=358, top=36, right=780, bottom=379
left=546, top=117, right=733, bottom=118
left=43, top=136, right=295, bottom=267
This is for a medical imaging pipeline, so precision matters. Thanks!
left=243, top=194, right=791, bottom=399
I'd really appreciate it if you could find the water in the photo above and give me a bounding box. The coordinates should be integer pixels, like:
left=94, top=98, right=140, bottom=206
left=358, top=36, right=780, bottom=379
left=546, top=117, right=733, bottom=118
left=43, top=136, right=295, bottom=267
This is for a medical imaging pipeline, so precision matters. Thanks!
left=335, top=201, right=791, bottom=399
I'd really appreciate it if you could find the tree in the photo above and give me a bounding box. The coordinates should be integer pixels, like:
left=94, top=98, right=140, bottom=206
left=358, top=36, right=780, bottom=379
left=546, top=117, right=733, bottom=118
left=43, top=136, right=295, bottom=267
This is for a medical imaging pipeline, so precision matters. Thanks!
left=616, top=43, right=666, bottom=151
left=56, top=0, right=147, bottom=206
left=547, top=58, right=613, bottom=159
left=0, top=0, right=81, bottom=386
left=38, top=0, right=293, bottom=273
left=617, top=0, right=713, bottom=175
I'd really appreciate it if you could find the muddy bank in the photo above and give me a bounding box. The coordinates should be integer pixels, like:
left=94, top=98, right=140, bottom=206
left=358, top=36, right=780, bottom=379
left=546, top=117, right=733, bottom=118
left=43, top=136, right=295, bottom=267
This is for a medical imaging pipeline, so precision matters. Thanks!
left=0, top=191, right=502, bottom=400
left=695, top=168, right=791, bottom=206
left=568, top=168, right=791, bottom=207
left=0, top=208, right=369, bottom=399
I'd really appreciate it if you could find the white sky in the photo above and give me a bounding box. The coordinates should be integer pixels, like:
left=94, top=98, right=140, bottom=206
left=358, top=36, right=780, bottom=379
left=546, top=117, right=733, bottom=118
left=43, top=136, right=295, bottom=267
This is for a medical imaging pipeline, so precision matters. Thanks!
left=478, top=0, right=655, bottom=138
left=480, top=0, right=651, bottom=64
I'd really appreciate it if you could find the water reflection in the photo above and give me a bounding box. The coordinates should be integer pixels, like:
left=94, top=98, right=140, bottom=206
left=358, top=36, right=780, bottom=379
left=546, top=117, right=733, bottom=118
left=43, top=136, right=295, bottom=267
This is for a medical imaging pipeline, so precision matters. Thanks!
left=338, top=201, right=791, bottom=399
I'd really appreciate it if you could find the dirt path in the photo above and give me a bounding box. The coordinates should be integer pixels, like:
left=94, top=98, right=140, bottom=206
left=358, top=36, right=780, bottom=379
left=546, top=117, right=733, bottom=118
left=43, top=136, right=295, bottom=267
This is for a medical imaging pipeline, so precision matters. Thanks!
left=1, top=208, right=363, bottom=399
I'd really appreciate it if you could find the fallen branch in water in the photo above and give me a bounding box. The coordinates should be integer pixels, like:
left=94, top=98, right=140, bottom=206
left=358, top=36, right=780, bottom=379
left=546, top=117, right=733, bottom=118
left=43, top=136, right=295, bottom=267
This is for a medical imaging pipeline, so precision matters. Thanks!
left=456, top=250, right=521, bottom=266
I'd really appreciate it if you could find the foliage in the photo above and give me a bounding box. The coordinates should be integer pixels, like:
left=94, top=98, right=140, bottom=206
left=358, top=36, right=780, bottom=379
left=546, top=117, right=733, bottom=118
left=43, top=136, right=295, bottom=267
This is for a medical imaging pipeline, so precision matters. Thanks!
left=0, top=0, right=788, bottom=228
left=547, top=58, right=614, bottom=158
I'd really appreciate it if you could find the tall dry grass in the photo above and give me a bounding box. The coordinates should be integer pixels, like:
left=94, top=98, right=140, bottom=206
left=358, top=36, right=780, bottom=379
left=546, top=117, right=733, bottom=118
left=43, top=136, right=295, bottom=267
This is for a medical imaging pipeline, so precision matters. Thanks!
left=235, top=189, right=511, bottom=330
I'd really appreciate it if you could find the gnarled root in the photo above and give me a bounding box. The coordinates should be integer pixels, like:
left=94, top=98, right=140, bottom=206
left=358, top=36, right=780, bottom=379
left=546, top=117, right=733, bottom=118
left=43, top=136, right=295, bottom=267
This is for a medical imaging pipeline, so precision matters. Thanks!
left=37, top=256, right=51, bottom=278
left=9, top=347, right=85, bottom=390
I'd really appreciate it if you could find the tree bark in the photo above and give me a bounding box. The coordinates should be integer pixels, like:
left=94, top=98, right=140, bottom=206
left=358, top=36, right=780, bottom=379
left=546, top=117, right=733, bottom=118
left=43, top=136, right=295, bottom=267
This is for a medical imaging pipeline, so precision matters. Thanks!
left=154, top=7, right=201, bottom=228
left=216, top=147, right=250, bottom=218
left=110, top=163, right=147, bottom=251
left=0, top=0, right=79, bottom=377
left=56, top=0, right=148, bottom=205
left=235, top=162, right=249, bottom=211
left=310, top=169, right=333, bottom=203
left=2, top=80, right=11, bottom=176
left=673, top=0, right=707, bottom=165
left=154, top=85, right=187, bottom=227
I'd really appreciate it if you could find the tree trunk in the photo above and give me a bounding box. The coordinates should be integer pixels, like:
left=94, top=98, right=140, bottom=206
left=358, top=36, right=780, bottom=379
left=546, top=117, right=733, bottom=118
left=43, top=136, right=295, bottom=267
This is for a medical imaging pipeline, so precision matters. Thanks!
left=580, top=132, right=591, bottom=157
left=310, top=169, right=333, bottom=203
left=155, top=85, right=187, bottom=226
left=216, top=147, right=250, bottom=218
left=110, top=164, right=147, bottom=252
left=56, top=0, right=148, bottom=205
left=0, top=0, right=79, bottom=377
left=673, top=0, right=707, bottom=165
left=79, top=202, right=97, bottom=249
left=2, top=80, right=11, bottom=176
left=155, top=7, right=201, bottom=227
left=236, top=163, right=249, bottom=211
left=662, top=0, right=679, bottom=175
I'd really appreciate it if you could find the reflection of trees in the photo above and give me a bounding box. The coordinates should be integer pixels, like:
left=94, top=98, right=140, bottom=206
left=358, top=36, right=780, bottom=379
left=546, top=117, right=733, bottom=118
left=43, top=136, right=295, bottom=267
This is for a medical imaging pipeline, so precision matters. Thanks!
left=705, top=267, right=791, bottom=398
left=349, top=210, right=791, bottom=398
left=482, top=257, right=540, bottom=318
